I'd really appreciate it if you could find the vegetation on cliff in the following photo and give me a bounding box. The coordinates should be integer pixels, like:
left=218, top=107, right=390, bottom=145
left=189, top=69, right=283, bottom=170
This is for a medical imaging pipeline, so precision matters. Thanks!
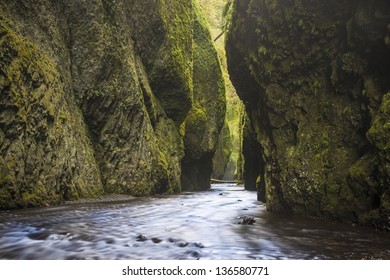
left=181, top=1, right=226, bottom=191
left=226, top=0, right=390, bottom=229
left=199, top=0, right=244, bottom=181
left=0, top=13, right=104, bottom=208
left=1, top=0, right=388, bottom=233
left=0, top=0, right=226, bottom=208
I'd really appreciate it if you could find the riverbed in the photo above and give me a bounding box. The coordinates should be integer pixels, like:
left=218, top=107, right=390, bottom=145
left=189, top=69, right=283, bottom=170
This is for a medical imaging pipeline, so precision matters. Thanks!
left=0, top=184, right=389, bottom=259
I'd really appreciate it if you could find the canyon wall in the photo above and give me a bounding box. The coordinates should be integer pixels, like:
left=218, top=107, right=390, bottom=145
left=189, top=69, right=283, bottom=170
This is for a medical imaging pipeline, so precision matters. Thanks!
left=0, top=0, right=225, bottom=208
left=226, top=0, right=390, bottom=229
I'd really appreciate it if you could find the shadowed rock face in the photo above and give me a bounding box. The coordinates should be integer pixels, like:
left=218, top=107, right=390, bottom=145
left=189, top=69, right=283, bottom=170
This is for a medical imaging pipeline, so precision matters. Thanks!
left=0, top=0, right=225, bottom=208
left=226, top=0, right=390, bottom=229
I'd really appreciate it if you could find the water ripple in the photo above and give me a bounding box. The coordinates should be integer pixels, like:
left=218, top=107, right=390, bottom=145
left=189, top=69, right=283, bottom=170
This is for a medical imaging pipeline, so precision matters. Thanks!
left=0, top=184, right=389, bottom=259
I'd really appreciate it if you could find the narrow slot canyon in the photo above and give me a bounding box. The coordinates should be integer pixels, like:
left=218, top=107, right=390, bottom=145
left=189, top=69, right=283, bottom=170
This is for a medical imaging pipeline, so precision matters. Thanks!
left=0, top=0, right=389, bottom=260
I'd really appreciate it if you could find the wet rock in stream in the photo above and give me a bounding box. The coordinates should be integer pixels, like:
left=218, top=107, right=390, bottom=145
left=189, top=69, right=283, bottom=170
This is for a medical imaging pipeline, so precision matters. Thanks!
left=136, top=235, right=147, bottom=242
left=238, top=217, right=256, bottom=225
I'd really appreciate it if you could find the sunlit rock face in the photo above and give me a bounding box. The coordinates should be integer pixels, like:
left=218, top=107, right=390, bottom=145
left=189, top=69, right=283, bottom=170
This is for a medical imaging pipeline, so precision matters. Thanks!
left=0, top=0, right=225, bottom=208
left=226, top=0, right=390, bottom=229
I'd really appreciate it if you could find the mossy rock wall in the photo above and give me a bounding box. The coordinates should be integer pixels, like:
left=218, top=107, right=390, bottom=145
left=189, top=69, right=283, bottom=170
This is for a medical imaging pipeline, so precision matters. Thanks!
left=212, top=120, right=232, bottom=180
left=200, top=0, right=243, bottom=183
left=127, top=0, right=193, bottom=124
left=65, top=0, right=188, bottom=196
left=226, top=0, right=390, bottom=229
left=181, top=2, right=226, bottom=191
left=0, top=4, right=104, bottom=208
left=0, top=0, right=224, bottom=208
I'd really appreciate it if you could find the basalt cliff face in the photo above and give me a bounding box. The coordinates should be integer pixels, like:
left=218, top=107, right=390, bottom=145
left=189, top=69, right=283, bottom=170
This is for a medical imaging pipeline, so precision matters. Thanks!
left=0, top=0, right=225, bottom=208
left=226, top=0, right=390, bottom=229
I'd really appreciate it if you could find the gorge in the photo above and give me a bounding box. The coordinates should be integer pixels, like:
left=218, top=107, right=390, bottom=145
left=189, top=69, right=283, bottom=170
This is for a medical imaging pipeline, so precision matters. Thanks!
left=0, top=0, right=389, bottom=244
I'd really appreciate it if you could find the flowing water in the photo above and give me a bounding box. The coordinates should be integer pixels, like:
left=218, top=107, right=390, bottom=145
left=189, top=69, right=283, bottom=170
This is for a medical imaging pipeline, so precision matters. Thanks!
left=0, top=184, right=389, bottom=260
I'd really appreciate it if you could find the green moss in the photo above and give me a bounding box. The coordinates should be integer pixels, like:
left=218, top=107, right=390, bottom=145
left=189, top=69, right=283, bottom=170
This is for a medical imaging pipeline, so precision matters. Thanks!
left=0, top=12, right=105, bottom=208
left=187, top=104, right=207, bottom=126
left=368, top=92, right=390, bottom=152
left=138, top=59, right=183, bottom=195
left=0, top=0, right=228, bottom=208
left=0, top=188, right=14, bottom=209
left=153, top=117, right=183, bottom=194
left=226, top=0, right=390, bottom=228
left=159, top=0, right=193, bottom=83
left=181, top=0, right=226, bottom=191
left=132, top=0, right=194, bottom=124
left=199, top=0, right=242, bottom=179
left=21, top=181, right=59, bottom=207
left=183, top=104, right=208, bottom=159
left=347, top=153, right=380, bottom=212
left=348, top=154, right=378, bottom=183
left=0, top=22, right=57, bottom=119
left=212, top=120, right=232, bottom=179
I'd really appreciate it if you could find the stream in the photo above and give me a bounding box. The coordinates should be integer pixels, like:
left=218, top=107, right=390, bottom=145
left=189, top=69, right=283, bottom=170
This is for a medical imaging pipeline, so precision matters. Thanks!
left=1, top=184, right=389, bottom=260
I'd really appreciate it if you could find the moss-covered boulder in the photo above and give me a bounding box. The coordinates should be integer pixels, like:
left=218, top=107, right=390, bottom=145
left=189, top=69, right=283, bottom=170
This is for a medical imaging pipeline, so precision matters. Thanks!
left=181, top=2, right=226, bottom=191
left=226, top=0, right=390, bottom=228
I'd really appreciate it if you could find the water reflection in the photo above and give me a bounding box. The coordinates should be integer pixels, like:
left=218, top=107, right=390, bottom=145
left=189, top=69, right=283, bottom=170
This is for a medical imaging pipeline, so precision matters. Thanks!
left=0, top=184, right=389, bottom=259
